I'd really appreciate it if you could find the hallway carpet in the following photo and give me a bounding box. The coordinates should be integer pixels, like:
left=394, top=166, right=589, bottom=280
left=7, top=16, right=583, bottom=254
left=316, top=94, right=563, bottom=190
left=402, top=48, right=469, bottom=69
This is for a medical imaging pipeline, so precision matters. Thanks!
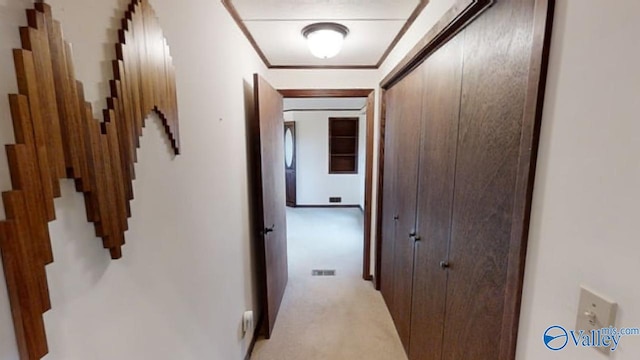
left=250, top=207, right=407, bottom=360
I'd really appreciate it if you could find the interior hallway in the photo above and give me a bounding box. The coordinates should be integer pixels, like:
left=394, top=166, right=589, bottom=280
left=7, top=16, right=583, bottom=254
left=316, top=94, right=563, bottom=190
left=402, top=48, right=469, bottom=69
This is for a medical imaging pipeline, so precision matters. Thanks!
left=251, top=208, right=407, bottom=360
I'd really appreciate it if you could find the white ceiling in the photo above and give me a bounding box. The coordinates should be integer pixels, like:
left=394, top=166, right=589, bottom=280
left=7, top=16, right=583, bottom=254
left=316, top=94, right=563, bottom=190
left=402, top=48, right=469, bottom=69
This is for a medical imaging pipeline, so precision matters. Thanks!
left=227, top=0, right=424, bottom=67
left=232, top=0, right=420, bottom=20
left=283, top=97, right=367, bottom=111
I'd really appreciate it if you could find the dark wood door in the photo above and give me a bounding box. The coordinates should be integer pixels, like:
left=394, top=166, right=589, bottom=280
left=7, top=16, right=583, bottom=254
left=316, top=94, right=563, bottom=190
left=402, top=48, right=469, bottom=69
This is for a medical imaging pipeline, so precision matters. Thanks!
left=284, top=121, right=296, bottom=207
left=379, top=89, right=400, bottom=311
left=441, top=0, right=541, bottom=357
left=409, top=34, right=464, bottom=360
left=252, top=74, right=288, bottom=338
left=389, top=69, right=424, bottom=352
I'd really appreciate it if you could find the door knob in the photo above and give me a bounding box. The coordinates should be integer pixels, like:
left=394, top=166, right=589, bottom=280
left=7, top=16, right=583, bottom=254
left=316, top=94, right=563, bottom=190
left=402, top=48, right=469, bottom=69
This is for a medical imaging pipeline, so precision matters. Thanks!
left=264, top=225, right=275, bottom=234
left=439, top=261, right=450, bottom=269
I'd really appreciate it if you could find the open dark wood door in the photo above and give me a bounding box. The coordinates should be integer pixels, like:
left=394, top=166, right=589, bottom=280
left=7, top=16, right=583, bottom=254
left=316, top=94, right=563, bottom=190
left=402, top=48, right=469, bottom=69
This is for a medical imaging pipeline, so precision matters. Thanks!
left=252, top=74, right=288, bottom=338
left=284, top=121, right=296, bottom=207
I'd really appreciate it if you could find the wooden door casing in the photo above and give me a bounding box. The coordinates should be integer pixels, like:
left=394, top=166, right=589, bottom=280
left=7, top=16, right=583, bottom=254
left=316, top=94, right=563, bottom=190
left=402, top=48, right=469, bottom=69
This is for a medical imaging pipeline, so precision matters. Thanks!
left=408, top=33, right=464, bottom=360
left=252, top=74, right=288, bottom=338
left=284, top=121, right=296, bottom=207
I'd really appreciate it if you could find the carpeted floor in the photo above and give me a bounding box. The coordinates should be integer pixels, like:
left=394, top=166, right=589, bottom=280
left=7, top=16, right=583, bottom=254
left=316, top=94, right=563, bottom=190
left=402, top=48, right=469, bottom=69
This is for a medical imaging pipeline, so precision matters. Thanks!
left=250, top=207, right=407, bottom=360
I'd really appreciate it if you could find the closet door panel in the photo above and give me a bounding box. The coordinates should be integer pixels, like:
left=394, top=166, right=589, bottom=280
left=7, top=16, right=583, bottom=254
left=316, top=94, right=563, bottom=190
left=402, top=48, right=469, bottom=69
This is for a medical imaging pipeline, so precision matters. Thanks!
left=442, top=0, right=537, bottom=358
left=389, top=70, right=424, bottom=352
left=379, top=88, right=400, bottom=312
left=409, top=33, right=464, bottom=360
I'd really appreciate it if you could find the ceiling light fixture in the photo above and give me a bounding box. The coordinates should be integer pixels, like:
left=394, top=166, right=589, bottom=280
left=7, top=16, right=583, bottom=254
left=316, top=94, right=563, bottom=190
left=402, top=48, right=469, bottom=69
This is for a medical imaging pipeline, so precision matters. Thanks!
left=302, top=22, right=349, bottom=59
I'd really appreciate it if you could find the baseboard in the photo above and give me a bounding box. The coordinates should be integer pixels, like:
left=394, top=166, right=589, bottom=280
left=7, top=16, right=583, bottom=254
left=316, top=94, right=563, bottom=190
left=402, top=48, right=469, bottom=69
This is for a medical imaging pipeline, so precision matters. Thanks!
left=295, top=204, right=361, bottom=209
left=363, top=274, right=373, bottom=281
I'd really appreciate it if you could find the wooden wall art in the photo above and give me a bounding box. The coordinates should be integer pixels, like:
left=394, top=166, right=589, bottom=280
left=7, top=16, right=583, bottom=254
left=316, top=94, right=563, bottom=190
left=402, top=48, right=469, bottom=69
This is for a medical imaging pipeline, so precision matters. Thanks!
left=0, top=1, right=179, bottom=358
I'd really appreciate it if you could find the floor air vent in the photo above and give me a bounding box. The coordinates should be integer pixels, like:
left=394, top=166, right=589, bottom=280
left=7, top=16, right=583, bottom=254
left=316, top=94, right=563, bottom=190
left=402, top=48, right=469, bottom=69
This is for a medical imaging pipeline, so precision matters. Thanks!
left=311, top=269, right=336, bottom=276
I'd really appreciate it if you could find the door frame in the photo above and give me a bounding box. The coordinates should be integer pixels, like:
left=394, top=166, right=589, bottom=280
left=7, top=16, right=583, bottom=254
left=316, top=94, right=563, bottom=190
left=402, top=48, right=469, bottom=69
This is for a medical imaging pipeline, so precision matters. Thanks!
left=278, top=88, right=376, bottom=281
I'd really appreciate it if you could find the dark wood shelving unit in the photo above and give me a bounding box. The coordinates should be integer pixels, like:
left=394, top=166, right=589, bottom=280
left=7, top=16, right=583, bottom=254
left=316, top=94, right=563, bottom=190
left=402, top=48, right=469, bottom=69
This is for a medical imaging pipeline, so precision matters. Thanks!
left=329, top=117, right=359, bottom=174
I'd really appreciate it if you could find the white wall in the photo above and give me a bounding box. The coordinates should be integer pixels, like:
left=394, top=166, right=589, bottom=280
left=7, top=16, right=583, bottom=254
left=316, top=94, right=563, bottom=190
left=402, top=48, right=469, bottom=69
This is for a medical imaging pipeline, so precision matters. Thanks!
left=287, top=110, right=365, bottom=206
left=267, top=69, right=379, bottom=90
left=378, top=0, right=455, bottom=78
left=283, top=111, right=294, bottom=122
left=516, top=0, right=640, bottom=359
left=0, top=0, right=267, bottom=359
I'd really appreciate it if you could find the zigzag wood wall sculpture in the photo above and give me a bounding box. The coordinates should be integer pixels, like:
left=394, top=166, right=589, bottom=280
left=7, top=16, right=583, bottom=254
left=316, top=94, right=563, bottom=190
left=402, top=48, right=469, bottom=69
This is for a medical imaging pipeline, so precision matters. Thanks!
left=0, top=1, right=180, bottom=358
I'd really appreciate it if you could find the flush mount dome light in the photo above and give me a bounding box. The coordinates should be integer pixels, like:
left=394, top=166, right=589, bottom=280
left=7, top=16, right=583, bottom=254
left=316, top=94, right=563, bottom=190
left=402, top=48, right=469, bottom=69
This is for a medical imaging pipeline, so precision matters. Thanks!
left=302, top=22, right=349, bottom=59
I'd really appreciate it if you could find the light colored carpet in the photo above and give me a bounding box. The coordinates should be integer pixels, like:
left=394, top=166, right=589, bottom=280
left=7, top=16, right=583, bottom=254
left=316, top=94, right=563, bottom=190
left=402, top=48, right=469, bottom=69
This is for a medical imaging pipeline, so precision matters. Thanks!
left=251, top=207, right=407, bottom=360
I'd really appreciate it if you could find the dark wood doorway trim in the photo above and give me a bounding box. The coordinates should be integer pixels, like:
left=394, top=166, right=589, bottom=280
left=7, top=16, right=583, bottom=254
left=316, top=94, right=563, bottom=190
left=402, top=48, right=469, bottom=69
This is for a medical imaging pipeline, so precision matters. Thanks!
left=278, top=89, right=373, bottom=98
left=279, top=88, right=376, bottom=281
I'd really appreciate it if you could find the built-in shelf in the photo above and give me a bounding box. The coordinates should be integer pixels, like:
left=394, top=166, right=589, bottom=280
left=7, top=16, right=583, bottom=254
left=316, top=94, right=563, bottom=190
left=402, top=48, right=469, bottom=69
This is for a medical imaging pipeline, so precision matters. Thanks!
left=329, top=117, right=359, bottom=174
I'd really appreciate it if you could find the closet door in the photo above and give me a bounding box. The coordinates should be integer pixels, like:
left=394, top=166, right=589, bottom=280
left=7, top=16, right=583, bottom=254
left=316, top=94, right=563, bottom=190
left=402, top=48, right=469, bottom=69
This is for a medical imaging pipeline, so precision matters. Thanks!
left=409, top=33, right=464, bottom=360
left=379, top=87, right=400, bottom=311
left=389, top=70, right=424, bottom=352
left=441, top=0, right=538, bottom=357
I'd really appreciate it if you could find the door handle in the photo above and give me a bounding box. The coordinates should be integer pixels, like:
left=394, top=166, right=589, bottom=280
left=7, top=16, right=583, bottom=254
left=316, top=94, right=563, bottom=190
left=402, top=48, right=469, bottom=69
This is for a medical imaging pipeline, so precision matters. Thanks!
left=393, top=215, right=399, bottom=221
left=439, top=261, right=450, bottom=269
left=409, top=231, right=421, bottom=242
left=263, top=224, right=275, bottom=234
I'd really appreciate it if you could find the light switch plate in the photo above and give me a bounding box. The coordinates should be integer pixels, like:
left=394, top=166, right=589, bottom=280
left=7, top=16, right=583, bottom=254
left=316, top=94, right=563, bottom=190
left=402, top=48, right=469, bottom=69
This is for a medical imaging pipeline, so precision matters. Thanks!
left=576, top=287, right=617, bottom=355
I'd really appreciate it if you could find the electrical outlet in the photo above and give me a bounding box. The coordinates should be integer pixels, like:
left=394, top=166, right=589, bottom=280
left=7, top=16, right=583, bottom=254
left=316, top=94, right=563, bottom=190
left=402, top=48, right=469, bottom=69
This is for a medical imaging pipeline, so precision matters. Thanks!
left=329, top=197, right=342, bottom=203
left=576, top=287, right=617, bottom=354
left=243, top=310, right=254, bottom=336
